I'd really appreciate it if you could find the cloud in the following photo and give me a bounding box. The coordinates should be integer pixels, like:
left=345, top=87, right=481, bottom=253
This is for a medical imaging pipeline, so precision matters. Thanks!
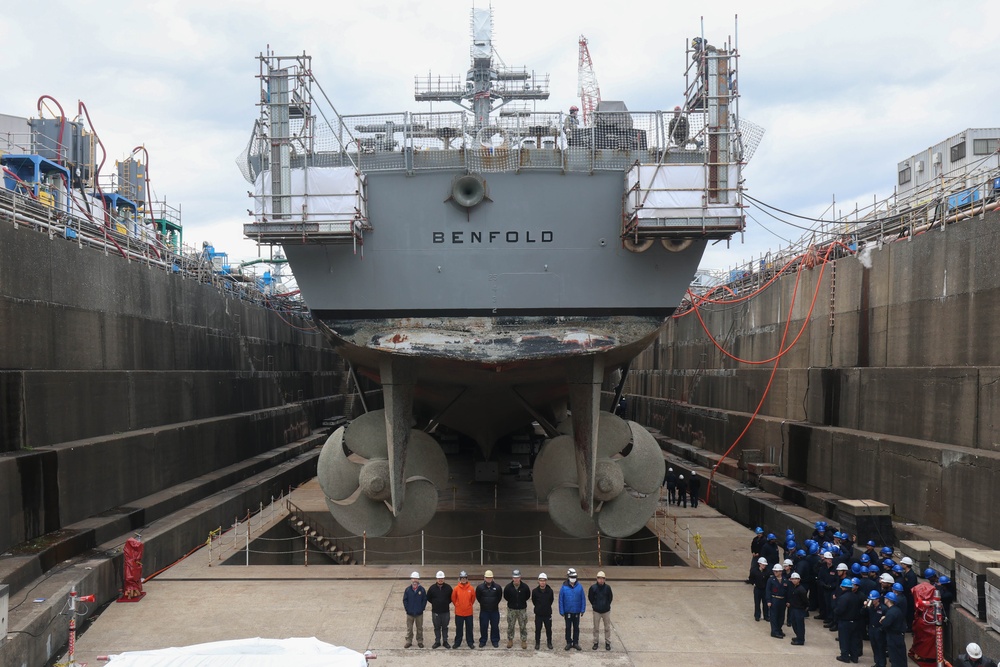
left=5, top=0, right=999, bottom=275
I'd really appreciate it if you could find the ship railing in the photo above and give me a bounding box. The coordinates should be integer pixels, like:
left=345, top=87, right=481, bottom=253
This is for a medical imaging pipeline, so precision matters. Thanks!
left=303, top=109, right=752, bottom=175
left=0, top=183, right=304, bottom=311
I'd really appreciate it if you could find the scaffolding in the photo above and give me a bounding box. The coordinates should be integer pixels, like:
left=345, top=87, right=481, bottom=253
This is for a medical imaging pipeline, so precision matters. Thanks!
left=241, top=50, right=370, bottom=248
left=620, top=30, right=762, bottom=248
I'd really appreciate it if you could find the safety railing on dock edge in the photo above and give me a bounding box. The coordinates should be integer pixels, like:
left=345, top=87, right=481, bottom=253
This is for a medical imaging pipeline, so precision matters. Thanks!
left=695, top=160, right=1000, bottom=303
left=0, top=184, right=308, bottom=315
left=199, top=498, right=680, bottom=568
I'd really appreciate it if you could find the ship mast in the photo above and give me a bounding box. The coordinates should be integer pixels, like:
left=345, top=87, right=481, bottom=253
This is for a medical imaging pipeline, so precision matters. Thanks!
left=414, top=7, right=549, bottom=129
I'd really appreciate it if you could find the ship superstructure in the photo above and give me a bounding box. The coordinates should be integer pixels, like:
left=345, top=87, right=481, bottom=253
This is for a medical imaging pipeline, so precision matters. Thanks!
left=239, top=9, right=760, bottom=538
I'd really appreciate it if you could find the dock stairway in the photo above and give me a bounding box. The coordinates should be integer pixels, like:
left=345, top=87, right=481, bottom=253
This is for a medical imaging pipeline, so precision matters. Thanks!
left=286, top=508, right=356, bottom=565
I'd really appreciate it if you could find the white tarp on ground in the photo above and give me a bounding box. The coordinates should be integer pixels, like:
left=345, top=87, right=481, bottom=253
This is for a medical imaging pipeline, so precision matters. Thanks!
left=104, top=637, right=368, bottom=667
left=626, top=163, right=741, bottom=218
left=253, top=167, right=360, bottom=222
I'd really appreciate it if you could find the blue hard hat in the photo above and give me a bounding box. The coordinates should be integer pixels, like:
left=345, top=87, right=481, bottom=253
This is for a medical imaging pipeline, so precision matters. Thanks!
left=860, top=554, right=871, bottom=564
left=867, top=540, right=877, bottom=547
left=892, top=583, right=904, bottom=592
left=815, top=521, right=824, bottom=529
left=924, top=568, right=937, bottom=579
left=868, top=565, right=880, bottom=573
left=796, top=549, right=806, bottom=558
left=786, top=528, right=795, bottom=535
left=939, top=575, right=951, bottom=585
left=786, top=540, right=796, bottom=550
left=868, top=590, right=881, bottom=600
left=808, top=544, right=819, bottom=555
left=767, top=533, right=776, bottom=540
left=881, top=546, right=893, bottom=556
left=892, top=565, right=904, bottom=574
left=831, top=546, right=841, bottom=555
left=841, top=579, right=853, bottom=589
left=755, top=527, right=764, bottom=534
left=886, top=591, right=899, bottom=603
left=851, top=563, right=862, bottom=574
left=852, top=577, right=861, bottom=586
left=883, top=559, right=895, bottom=568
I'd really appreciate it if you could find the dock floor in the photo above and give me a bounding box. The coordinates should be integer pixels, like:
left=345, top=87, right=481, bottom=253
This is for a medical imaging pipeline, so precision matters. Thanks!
left=70, top=483, right=864, bottom=666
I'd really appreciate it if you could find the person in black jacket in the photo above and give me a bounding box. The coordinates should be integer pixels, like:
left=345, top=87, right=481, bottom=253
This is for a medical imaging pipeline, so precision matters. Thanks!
left=425, top=571, right=453, bottom=649
left=748, top=527, right=766, bottom=583
left=760, top=533, right=780, bottom=567
left=588, top=571, right=613, bottom=651
left=675, top=474, right=688, bottom=507
left=787, top=572, right=809, bottom=645
left=503, top=569, right=531, bottom=649
left=750, top=557, right=770, bottom=622
left=865, top=589, right=887, bottom=667
left=476, top=570, right=503, bottom=648
left=531, top=573, right=554, bottom=650
left=765, top=563, right=788, bottom=638
left=880, top=592, right=907, bottom=667
left=956, top=642, right=999, bottom=667
left=834, top=578, right=861, bottom=663
left=687, top=471, right=701, bottom=507
left=664, top=467, right=678, bottom=505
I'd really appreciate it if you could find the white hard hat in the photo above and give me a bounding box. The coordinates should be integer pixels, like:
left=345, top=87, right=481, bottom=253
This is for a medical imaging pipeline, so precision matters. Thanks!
left=790, top=572, right=801, bottom=579
left=783, top=559, right=793, bottom=567
left=678, top=474, right=684, bottom=479
left=823, top=551, right=834, bottom=559
left=596, top=571, right=606, bottom=578
left=758, top=557, right=768, bottom=565
left=436, top=571, right=445, bottom=579
left=567, top=567, right=577, bottom=577
left=668, top=467, right=673, bottom=472
left=484, top=570, right=494, bottom=578
left=900, top=557, right=913, bottom=566
left=967, top=643, right=983, bottom=659
left=411, top=571, right=420, bottom=579
left=772, top=564, right=782, bottom=571
left=880, top=573, right=895, bottom=584
left=837, top=563, right=849, bottom=571
left=538, top=572, right=548, bottom=580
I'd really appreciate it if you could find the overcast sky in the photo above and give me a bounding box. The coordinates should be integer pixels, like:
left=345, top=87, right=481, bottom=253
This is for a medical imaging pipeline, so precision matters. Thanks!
left=3, top=0, right=999, bottom=276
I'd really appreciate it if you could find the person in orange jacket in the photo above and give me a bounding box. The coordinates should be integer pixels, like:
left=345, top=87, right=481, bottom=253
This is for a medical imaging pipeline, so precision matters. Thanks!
left=451, top=570, right=477, bottom=649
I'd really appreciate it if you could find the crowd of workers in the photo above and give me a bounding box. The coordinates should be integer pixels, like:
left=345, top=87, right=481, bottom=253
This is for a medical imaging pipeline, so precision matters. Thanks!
left=747, top=521, right=996, bottom=666
left=401, top=567, right=614, bottom=652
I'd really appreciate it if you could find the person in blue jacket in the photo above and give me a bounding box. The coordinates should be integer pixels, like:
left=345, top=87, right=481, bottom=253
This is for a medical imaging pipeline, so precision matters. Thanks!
left=558, top=567, right=586, bottom=651
left=403, top=571, right=428, bottom=648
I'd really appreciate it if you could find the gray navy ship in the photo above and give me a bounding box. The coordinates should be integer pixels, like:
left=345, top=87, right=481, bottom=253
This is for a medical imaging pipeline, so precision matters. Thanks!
left=240, top=9, right=757, bottom=538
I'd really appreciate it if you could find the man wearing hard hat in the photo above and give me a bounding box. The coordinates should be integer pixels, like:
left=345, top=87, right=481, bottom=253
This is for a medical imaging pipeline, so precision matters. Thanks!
left=476, top=569, right=503, bottom=648
left=588, top=571, right=614, bottom=651
left=402, top=571, right=427, bottom=648
left=426, top=570, right=453, bottom=649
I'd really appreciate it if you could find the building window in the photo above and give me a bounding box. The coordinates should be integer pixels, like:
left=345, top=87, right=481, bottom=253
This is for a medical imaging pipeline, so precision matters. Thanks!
left=973, top=138, right=999, bottom=155
left=950, top=141, right=966, bottom=162
left=898, top=167, right=911, bottom=185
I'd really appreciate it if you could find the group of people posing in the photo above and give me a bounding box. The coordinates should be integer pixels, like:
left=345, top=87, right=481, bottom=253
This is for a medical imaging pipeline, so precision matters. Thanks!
left=402, top=567, right=614, bottom=652
left=746, top=521, right=993, bottom=666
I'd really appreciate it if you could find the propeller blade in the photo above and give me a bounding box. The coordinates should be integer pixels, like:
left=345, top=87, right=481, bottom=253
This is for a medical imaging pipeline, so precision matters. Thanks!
left=532, top=435, right=577, bottom=499
left=317, top=427, right=362, bottom=501
left=342, top=409, right=390, bottom=458
left=596, top=489, right=660, bottom=537
left=325, top=493, right=393, bottom=537
left=618, top=421, right=665, bottom=494
left=597, top=412, right=632, bottom=457
left=546, top=486, right=597, bottom=538
left=387, top=479, right=439, bottom=536
left=403, top=430, right=449, bottom=490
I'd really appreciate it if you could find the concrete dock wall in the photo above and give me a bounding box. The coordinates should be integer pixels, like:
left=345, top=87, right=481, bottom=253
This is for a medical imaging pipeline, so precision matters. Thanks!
left=626, top=210, right=1000, bottom=548
left=0, top=220, right=349, bottom=554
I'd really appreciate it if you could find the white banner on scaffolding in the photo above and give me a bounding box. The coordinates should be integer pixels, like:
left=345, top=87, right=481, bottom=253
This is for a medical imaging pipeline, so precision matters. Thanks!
left=626, top=164, right=740, bottom=218
left=254, top=167, right=360, bottom=224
